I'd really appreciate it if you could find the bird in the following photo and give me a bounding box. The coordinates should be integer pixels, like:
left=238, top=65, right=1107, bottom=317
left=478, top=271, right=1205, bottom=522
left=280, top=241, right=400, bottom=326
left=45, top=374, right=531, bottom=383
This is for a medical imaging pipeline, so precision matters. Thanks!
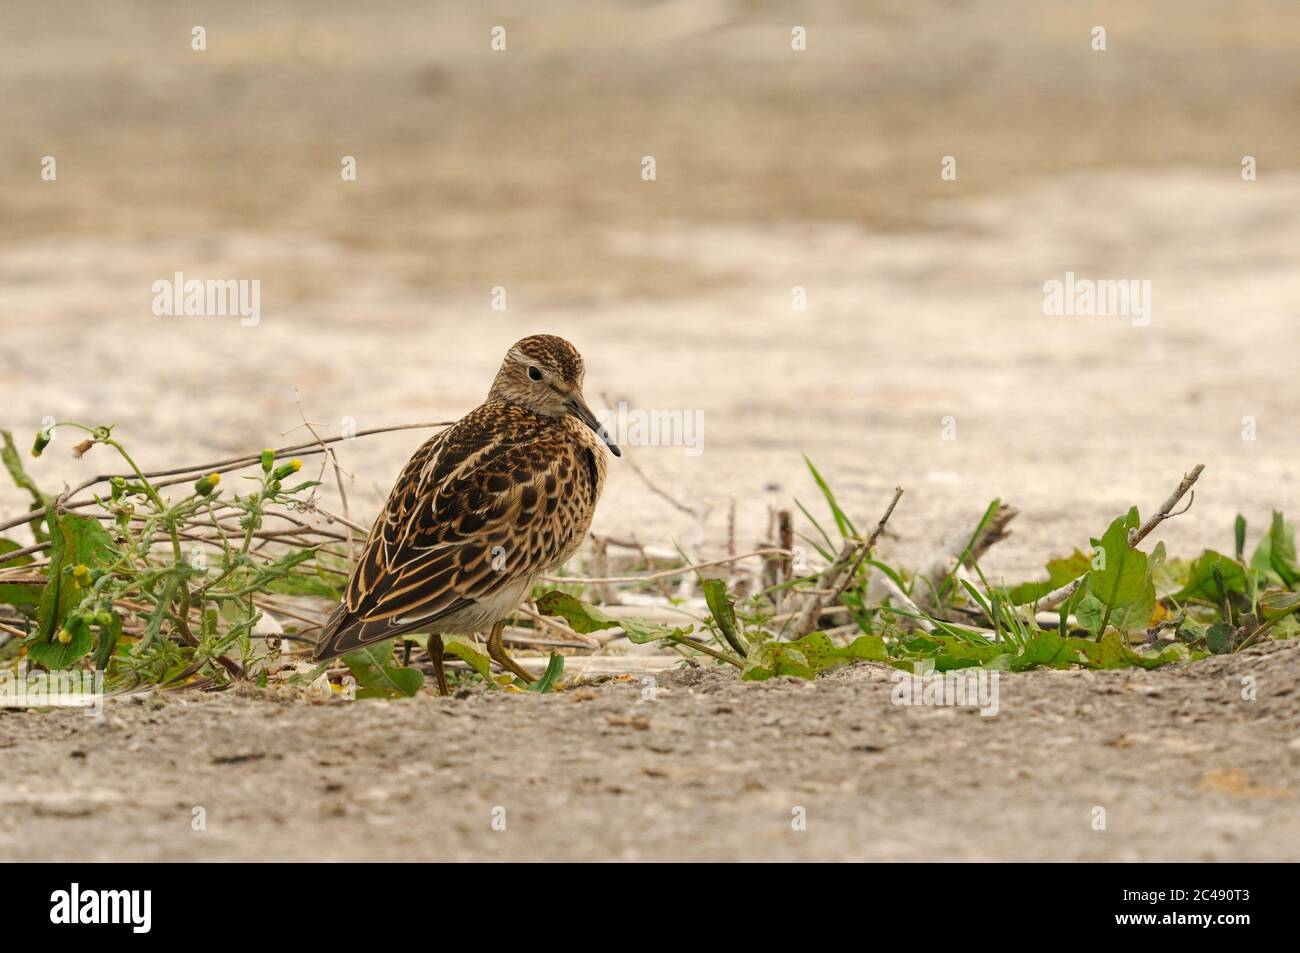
left=312, top=334, right=620, bottom=694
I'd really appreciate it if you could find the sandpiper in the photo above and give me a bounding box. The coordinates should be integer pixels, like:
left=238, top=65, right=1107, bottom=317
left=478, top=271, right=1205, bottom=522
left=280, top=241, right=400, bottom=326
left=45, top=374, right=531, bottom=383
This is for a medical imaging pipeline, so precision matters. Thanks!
left=313, top=334, right=620, bottom=693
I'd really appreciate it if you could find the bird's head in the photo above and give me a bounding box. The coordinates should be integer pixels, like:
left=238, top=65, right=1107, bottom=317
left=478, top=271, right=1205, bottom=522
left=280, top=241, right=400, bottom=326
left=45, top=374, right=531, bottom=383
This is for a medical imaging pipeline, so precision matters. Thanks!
left=489, top=334, right=621, bottom=457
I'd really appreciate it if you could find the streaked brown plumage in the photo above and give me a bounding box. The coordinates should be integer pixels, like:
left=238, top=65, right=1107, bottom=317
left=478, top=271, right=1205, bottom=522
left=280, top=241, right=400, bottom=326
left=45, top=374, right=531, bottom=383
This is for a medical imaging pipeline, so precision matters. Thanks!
left=313, top=334, right=620, bottom=690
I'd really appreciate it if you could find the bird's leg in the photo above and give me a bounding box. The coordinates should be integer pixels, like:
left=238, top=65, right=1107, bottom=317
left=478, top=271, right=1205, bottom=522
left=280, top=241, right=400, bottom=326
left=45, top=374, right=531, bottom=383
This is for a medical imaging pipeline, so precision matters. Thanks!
left=428, top=633, right=450, bottom=697
left=487, top=620, right=535, bottom=684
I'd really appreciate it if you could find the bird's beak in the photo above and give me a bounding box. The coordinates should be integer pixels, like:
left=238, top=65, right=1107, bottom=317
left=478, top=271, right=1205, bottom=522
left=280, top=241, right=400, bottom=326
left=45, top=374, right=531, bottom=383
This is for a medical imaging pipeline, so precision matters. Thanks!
left=566, top=393, right=621, bottom=457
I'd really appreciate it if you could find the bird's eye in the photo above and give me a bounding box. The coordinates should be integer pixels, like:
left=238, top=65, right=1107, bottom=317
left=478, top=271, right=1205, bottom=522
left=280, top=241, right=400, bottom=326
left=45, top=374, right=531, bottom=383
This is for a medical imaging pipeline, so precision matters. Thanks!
left=527, top=366, right=543, bottom=382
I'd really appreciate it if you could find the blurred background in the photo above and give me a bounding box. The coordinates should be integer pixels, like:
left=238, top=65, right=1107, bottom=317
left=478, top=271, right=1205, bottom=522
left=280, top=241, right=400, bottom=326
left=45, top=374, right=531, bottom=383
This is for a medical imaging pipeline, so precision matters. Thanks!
left=2, top=0, right=1299, bottom=579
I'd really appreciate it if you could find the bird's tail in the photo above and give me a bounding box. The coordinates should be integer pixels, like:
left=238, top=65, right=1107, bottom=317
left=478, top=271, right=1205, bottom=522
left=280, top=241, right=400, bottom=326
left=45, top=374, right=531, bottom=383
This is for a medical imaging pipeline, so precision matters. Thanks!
left=312, top=603, right=352, bottom=662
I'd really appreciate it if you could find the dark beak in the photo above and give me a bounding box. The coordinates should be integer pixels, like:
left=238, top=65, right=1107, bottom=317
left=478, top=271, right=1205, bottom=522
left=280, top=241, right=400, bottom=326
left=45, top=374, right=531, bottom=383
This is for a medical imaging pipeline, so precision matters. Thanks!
left=566, top=394, right=621, bottom=457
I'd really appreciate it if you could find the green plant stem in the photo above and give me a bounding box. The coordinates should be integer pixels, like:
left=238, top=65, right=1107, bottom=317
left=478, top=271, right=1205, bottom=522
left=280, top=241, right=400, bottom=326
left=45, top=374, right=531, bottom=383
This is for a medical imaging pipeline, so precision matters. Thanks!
left=667, top=633, right=743, bottom=668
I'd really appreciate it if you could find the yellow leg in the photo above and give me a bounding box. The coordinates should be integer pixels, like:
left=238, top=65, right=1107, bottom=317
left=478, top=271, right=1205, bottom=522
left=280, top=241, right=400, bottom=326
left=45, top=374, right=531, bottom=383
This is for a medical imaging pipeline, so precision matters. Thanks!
left=428, top=634, right=450, bottom=696
left=487, top=620, right=534, bottom=684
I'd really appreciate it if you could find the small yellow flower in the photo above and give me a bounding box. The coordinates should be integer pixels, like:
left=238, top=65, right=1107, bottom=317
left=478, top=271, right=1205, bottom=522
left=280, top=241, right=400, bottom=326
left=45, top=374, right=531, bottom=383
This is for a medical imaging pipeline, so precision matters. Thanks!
left=56, top=628, right=72, bottom=644
left=71, top=564, right=92, bottom=586
left=194, top=472, right=221, bottom=496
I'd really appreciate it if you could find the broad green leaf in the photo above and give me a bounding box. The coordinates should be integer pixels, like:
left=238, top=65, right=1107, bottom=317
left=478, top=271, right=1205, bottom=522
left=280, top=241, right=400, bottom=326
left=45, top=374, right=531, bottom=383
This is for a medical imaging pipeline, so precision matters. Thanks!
left=27, top=508, right=117, bottom=669
left=0, top=538, right=40, bottom=608
left=742, top=631, right=887, bottom=681
left=1130, top=641, right=1193, bottom=667
left=535, top=590, right=692, bottom=644
left=1079, top=510, right=1155, bottom=634
left=1205, top=622, right=1235, bottom=655
left=0, top=537, right=33, bottom=567
left=441, top=636, right=492, bottom=679
left=342, top=640, right=423, bottom=698
left=1008, top=630, right=1079, bottom=671
left=1073, top=631, right=1188, bottom=670
left=1071, top=632, right=1124, bottom=669
left=29, top=618, right=94, bottom=670
left=1259, top=590, right=1300, bottom=623
left=1075, top=588, right=1155, bottom=636
left=1173, top=550, right=1247, bottom=604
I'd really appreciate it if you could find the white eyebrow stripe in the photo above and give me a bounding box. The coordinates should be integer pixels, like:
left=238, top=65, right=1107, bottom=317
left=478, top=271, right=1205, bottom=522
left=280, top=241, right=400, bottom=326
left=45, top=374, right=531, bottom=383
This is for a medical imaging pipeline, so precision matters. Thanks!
left=507, top=347, right=531, bottom=364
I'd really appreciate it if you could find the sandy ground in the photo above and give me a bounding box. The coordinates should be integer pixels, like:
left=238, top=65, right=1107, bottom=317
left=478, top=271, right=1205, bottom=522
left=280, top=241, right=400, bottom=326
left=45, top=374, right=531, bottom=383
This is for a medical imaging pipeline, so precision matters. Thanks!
left=2, top=2, right=1300, bottom=860
left=2, top=640, right=1296, bottom=862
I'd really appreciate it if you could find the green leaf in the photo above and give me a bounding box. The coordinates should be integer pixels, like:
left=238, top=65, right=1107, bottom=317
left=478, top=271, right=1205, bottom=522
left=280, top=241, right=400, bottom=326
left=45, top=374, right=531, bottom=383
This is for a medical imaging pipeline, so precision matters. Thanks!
left=803, top=455, right=858, bottom=540
left=1079, top=510, right=1155, bottom=634
left=1175, top=617, right=1207, bottom=643
left=1008, top=630, right=1078, bottom=671
left=742, top=631, right=886, bottom=681
left=27, top=507, right=117, bottom=669
left=1249, top=530, right=1276, bottom=577
left=535, top=590, right=691, bottom=644
left=527, top=653, right=565, bottom=693
left=342, top=641, right=423, bottom=698
left=441, top=636, right=492, bottom=679
left=0, top=538, right=40, bottom=608
left=1075, top=588, right=1154, bottom=636
left=1267, top=512, right=1297, bottom=587
left=1234, top=514, right=1247, bottom=562
left=1205, top=622, right=1234, bottom=655
left=1173, top=550, right=1247, bottom=604
left=1258, top=590, right=1300, bottom=623
left=1131, top=641, right=1193, bottom=668
left=29, top=618, right=94, bottom=670
left=1072, top=631, right=1188, bottom=670
left=0, top=537, right=33, bottom=567
left=1006, top=549, right=1091, bottom=605
left=701, top=578, right=746, bottom=655
left=903, top=633, right=1008, bottom=671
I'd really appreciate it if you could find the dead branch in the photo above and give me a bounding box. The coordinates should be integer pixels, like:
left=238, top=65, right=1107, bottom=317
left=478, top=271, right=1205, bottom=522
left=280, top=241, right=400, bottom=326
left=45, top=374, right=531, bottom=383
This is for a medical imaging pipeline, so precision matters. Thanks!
left=1039, top=463, right=1205, bottom=611
left=913, top=502, right=1019, bottom=613
left=1129, top=464, right=1204, bottom=547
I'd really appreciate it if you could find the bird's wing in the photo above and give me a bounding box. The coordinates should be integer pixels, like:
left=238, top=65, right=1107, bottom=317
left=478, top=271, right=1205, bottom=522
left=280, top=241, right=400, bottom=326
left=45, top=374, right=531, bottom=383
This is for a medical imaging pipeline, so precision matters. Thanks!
left=313, top=402, right=598, bottom=660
